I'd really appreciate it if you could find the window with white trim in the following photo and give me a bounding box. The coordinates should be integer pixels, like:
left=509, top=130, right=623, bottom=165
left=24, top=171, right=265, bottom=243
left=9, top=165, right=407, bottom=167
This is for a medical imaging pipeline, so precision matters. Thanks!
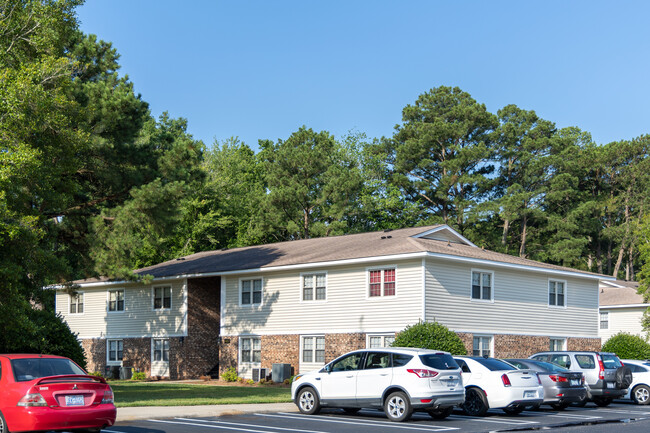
left=471, top=271, right=492, bottom=301
left=549, top=280, right=566, bottom=307
left=302, top=336, right=325, bottom=363
left=550, top=338, right=566, bottom=351
left=70, top=293, right=84, bottom=314
left=240, top=337, right=261, bottom=363
left=368, top=268, right=395, bottom=297
left=108, top=289, right=124, bottom=312
left=153, top=338, right=169, bottom=362
left=600, top=312, right=609, bottom=330
left=153, top=286, right=171, bottom=310
left=241, top=278, right=263, bottom=305
left=107, top=339, right=123, bottom=362
left=368, top=334, right=395, bottom=348
left=473, top=335, right=492, bottom=356
left=302, top=273, right=326, bottom=301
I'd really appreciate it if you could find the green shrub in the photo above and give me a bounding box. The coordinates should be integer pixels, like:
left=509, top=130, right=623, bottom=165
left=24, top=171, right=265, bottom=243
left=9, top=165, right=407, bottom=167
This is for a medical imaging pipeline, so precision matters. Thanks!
left=392, top=320, right=467, bottom=355
left=602, top=332, right=650, bottom=360
left=88, top=371, right=103, bottom=378
left=131, top=371, right=146, bottom=381
left=221, top=366, right=239, bottom=382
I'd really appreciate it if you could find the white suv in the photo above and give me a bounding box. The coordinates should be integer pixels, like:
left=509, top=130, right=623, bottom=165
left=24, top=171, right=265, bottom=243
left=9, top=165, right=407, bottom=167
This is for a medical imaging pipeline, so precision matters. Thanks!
left=291, top=347, right=464, bottom=422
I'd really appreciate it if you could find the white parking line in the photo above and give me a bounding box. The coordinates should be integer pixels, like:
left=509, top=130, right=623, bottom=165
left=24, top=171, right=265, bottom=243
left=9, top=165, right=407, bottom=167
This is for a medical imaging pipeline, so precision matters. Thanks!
left=175, top=417, right=330, bottom=433
left=546, top=414, right=602, bottom=420
left=259, top=413, right=460, bottom=431
left=149, top=418, right=281, bottom=433
left=598, top=409, right=650, bottom=415
left=447, top=414, right=539, bottom=425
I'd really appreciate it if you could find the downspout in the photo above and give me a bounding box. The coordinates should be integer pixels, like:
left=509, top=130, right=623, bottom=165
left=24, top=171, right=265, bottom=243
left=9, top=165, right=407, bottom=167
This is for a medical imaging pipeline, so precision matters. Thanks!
left=422, top=258, right=427, bottom=323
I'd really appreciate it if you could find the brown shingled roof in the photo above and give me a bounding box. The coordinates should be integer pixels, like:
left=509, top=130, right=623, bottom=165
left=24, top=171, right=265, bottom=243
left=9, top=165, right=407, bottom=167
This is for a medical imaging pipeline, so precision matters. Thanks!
left=600, top=281, right=646, bottom=306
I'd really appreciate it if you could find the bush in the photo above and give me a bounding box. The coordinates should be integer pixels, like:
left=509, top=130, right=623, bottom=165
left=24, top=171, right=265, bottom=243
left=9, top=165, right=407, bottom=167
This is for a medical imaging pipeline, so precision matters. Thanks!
left=221, top=366, right=239, bottom=382
left=131, top=371, right=146, bottom=381
left=392, top=320, right=467, bottom=355
left=602, top=332, right=650, bottom=360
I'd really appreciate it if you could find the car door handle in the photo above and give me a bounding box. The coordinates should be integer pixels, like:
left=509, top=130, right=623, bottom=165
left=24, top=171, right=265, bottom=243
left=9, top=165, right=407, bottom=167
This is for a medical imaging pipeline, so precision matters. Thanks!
left=380, top=374, right=389, bottom=376
left=346, top=375, right=354, bottom=378
left=315, top=377, right=321, bottom=380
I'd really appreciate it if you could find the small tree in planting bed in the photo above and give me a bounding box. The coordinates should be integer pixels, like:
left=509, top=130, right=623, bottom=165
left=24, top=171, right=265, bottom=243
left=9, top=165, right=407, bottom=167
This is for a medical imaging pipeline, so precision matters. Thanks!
left=392, top=321, right=467, bottom=355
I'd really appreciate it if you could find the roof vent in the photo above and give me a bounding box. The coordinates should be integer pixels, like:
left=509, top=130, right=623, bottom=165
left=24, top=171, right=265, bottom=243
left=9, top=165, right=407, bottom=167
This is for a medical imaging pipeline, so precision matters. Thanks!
left=381, top=236, right=386, bottom=239
left=176, top=257, right=186, bottom=261
left=447, top=241, right=451, bottom=247
left=383, top=229, right=393, bottom=233
left=387, top=235, right=392, bottom=239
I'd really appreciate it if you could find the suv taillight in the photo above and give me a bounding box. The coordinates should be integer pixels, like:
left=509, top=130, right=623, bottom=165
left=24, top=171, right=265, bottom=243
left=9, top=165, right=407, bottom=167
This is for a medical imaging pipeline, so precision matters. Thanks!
left=501, top=374, right=512, bottom=387
left=596, top=355, right=605, bottom=380
left=407, top=369, right=439, bottom=378
left=17, top=393, right=47, bottom=407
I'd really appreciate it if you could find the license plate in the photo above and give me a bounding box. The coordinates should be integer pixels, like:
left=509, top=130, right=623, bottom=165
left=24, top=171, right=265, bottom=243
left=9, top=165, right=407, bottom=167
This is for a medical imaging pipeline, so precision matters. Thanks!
left=65, top=395, right=85, bottom=406
left=570, top=379, right=580, bottom=386
left=606, top=382, right=615, bottom=389
left=524, top=390, right=536, bottom=398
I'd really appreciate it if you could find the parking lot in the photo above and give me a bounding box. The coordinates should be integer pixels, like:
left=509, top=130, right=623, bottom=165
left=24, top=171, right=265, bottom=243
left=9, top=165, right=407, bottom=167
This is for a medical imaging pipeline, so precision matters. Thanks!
left=107, top=402, right=650, bottom=433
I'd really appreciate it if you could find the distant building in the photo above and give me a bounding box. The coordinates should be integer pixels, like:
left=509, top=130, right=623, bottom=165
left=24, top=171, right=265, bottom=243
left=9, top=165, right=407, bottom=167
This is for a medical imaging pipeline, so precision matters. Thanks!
left=599, top=280, right=649, bottom=342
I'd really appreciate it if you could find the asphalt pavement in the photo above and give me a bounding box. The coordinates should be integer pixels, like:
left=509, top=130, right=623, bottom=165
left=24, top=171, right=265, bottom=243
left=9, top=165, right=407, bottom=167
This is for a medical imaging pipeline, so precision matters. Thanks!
left=116, top=402, right=297, bottom=421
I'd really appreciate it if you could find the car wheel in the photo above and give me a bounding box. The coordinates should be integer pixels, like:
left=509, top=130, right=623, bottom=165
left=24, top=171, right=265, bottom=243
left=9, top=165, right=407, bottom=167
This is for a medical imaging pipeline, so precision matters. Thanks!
left=503, top=407, right=524, bottom=415
left=0, top=411, right=9, bottom=433
left=462, top=388, right=489, bottom=417
left=297, top=387, right=321, bottom=415
left=550, top=402, right=569, bottom=410
left=593, top=397, right=613, bottom=407
left=384, top=391, right=413, bottom=422
left=427, top=406, right=454, bottom=419
left=343, top=407, right=361, bottom=414
left=632, top=385, right=650, bottom=405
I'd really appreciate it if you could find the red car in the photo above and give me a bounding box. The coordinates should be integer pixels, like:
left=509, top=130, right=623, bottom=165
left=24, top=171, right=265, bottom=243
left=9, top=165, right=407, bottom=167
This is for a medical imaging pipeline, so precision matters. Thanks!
left=0, top=354, right=116, bottom=433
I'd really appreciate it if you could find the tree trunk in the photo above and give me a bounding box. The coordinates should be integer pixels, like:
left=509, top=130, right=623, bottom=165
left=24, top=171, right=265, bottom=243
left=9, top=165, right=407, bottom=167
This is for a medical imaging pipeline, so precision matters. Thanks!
left=596, top=239, right=603, bottom=274
left=502, top=219, right=510, bottom=248
left=519, top=213, right=528, bottom=258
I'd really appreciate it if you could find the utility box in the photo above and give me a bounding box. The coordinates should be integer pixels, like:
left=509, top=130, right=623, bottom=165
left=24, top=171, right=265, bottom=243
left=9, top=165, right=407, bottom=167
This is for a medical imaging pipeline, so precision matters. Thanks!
left=272, top=363, right=292, bottom=383
left=120, top=366, right=133, bottom=380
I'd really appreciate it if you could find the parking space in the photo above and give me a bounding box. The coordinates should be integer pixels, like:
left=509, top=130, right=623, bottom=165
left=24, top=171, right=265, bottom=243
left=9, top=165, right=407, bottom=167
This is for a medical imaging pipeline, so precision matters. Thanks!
left=106, top=402, right=650, bottom=433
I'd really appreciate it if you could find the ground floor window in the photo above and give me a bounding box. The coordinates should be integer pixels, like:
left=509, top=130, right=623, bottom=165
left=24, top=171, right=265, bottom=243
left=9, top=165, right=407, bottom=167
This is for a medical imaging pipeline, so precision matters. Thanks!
left=473, top=335, right=492, bottom=356
left=107, top=339, right=123, bottom=363
left=240, top=337, right=261, bottom=363
left=302, top=336, right=325, bottom=363
left=367, top=334, right=395, bottom=348
left=550, top=338, right=566, bottom=351
left=153, top=338, right=169, bottom=362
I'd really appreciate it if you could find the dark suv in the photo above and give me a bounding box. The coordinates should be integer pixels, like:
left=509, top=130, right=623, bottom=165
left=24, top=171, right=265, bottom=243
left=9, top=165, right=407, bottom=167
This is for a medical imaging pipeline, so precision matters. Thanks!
left=529, top=351, right=632, bottom=406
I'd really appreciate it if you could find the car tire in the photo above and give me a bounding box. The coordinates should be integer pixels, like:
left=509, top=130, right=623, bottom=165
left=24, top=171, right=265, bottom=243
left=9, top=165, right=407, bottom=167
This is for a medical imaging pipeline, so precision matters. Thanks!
left=503, top=407, right=524, bottom=415
left=462, top=387, right=489, bottom=417
left=427, top=406, right=453, bottom=419
left=343, top=408, right=361, bottom=414
left=297, top=387, right=321, bottom=415
left=632, top=384, right=650, bottom=405
left=593, top=397, right=613, bottom=407
left=550, top=402, right=569, bottom=410
left=384, top=391, right=413, bottom=422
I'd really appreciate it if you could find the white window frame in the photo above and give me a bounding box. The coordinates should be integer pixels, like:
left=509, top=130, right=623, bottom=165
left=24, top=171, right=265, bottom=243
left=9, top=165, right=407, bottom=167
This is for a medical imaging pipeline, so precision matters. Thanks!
left=107, top=339, right=123, bottom=364
left=301, top=335, right=326, bottom=364
left=152, top=286, right=172, bottom=311
left=239, top=336, right=262, bottom=365
left=549, top=337, right=567, bottom=351
left=600, top=311, right=609, bottom=330
left=300, top=272, right=327, bottom=302
left=472, top=335, right=493, bottom=357
left=107, top=289, right=125, bottom=313
left=366, top=266, right=397, bottom=299
left=470, top=269, right=494, bottom=302
left=367, top=334, right=396, bottom=348
left=69, top=292, right=84, bottom=315
left=239, top=277, right=263, bottom=307
left=152, top=338, right=170, bottom=363
left=548, top=279, right=567, bottom=308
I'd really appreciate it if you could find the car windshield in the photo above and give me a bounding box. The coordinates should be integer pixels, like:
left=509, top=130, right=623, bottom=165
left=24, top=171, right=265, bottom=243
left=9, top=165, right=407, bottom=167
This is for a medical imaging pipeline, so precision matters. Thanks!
left=11, top=358, right=85, bottom=382
left=601, top=354, right=622, bottom=369
left=473, top=357, right=516, bottom=371
left=419, top=354, right=459, bottom=370
left=530, top=360, right=570, bottom=373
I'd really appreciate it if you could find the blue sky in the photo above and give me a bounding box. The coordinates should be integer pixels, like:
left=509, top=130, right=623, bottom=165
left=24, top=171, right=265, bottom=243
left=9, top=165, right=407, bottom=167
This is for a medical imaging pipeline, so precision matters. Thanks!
left=77, top=0, right=650, bottom=149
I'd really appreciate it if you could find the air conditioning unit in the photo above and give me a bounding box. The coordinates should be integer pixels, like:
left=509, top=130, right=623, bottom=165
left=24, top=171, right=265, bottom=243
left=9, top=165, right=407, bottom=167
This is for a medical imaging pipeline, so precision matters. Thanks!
left=252, top=367, right=268, bottom=382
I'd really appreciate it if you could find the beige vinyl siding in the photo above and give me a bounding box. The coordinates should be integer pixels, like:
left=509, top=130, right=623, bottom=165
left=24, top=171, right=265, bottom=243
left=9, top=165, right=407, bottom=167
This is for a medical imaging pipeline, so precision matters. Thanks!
left=56, top=280, right=187, bottom=339
left=221, top=260, right=423, bottom=336
left=599, top=307, right=647, bottom=341
left=425, top=258, right=599, bottom=337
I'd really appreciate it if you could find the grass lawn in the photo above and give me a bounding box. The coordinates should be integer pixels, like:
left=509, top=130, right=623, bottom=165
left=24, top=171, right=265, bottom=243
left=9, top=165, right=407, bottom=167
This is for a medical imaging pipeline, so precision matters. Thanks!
left=110, top=381, right=292, bottom=407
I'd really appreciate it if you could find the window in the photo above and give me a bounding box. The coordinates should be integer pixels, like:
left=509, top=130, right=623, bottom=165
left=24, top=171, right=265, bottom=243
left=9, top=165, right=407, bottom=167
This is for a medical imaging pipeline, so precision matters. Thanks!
left=471, top=271, right=492, bottom=300
left=549, top=280, right=566, bottom=307
left=473, top=335, right=492, bottom=356
left=549, top=354, right=571, bottom=368
left=108, top=290, right=124, bottom=312
left=69, top=293, right=84, bottom=314
left=107, top=340, right=123, bottom=362
left=241, top=278, right=262, bottom=305
left=368, top=334, right=395, bottom=348
left=302, top=336, right=325, bottom=363
left=302, top=273, right=326, bottom=301
left=600, top=311, right=609, bottom=329
left=364, top=352, right=391, bottom=369
left=240, top=337, right=261, bottom=363
left=153, top=286, right=171, bottom=310
left=550, top=338, right=566, bottom=351
left=153, top=338, right=169, bottom=362
left=392, top=353, right=413, bottom=367
left=575, top=354, right=596, bottom=369
left=330, top=353, right=362, bottom=372
left=368, top=268, right=396, bottom=297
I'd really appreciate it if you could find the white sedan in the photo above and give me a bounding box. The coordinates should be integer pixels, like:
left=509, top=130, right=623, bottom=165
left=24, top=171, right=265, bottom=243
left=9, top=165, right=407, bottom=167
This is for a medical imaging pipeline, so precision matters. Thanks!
left=454, top=356, right=544, bottom=416
left=621, top=359, right=650, bottom=405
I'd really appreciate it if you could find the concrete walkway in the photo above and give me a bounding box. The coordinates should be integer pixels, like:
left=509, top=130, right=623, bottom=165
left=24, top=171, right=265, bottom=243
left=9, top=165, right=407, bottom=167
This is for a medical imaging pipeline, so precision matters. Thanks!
left=117, top=402, right=297, bottom=421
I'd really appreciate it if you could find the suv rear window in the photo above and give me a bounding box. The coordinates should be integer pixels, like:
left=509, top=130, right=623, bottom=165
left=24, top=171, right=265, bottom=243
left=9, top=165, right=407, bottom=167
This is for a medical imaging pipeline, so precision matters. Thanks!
left=473, top=358, right=515, bottom=371
left=601, top=354, right=622, bottom=369
left=11, top=358, right=85, bottom=382
left=419, top=354, right=459, bottom=370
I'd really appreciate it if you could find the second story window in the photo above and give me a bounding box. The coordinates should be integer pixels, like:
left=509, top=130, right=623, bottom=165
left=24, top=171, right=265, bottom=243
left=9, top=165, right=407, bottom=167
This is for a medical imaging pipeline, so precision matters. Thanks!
left=241, top=278, right=262, bottom=306
left=549, top=280, right=566, bottom=307
left=153, top=286, right=171, bottom=310
left=471, top=271, right=492, bottom=301
left=369, top=268, right=396, bottom=297
left=70, top=293, right=84, bottom=314
left=108, top=290, right=124, bottom=312
left=303, top=273, right=326, bottom=301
